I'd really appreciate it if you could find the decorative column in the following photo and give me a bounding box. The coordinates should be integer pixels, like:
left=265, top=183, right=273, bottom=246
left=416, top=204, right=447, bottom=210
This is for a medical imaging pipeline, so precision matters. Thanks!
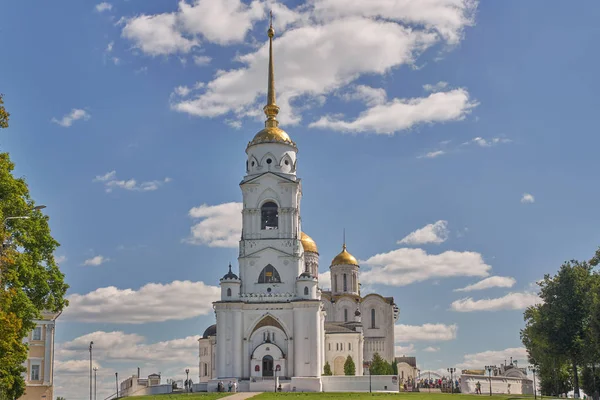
left=232, top=309, right=243, bottom=378
left=216, top=309, right=227, bottom=378
left=44, top=323, right=53, bottom=384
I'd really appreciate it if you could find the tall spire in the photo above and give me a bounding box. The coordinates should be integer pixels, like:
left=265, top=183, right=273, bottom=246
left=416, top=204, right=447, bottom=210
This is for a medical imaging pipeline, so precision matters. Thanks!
left=263, top=10, right=280, bottom=128
left=343, top=228, right=346, bottom=250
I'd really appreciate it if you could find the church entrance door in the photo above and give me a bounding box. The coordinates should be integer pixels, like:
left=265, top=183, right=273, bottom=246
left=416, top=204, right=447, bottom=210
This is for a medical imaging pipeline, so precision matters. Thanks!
left=262, top=355, right=274, bottom=377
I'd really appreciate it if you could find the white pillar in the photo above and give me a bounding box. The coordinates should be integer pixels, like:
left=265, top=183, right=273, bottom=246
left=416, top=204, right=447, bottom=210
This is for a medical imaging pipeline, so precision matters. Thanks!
left=216, top=310, right=227, bottom=378
left=233, top=309, right=243, bottom=378
left=293, top=308, right=302, bottom=376
left=44, top=323, right=53, bottom=384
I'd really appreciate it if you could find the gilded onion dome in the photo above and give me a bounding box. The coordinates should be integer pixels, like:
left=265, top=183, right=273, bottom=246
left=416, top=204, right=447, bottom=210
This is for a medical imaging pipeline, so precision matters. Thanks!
left=300, top=232, right=318, bottom=253
left=247, top=12, right=296, bottom=151
left=331, top=244, right=359, bottom=267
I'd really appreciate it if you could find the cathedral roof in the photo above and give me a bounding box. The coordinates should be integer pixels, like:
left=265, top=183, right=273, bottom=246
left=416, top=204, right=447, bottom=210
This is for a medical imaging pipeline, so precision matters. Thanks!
left=331, top=244, right=359, bottom=267
left=300, top=232, right=318, bottom=253
left=246, top=14, right=296, bottom=151
left=202, top=324, right=217, bottom=338
left=395, top=356, right=417, bottom=368
left=221, top=263, right=239, bottom=280
left=324, top=323, right=359, bottom=334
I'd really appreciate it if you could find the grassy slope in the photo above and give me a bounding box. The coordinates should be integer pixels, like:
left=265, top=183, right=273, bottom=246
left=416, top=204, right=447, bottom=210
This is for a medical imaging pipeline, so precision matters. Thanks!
left=254, top=393, right=534, bottom=400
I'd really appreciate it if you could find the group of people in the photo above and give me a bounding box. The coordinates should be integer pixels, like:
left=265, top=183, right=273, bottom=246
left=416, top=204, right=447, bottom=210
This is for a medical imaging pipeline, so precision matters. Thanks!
left=216, top=380, right=238, bottom=393
left=416, top=377, right=460, bottom=391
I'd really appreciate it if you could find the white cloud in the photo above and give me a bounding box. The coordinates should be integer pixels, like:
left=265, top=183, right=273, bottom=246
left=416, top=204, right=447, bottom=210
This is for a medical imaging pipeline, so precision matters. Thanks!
left=121, top=0, right=264, bottom=57
left=95, top=2, right=112, bottom=13
left=177, top=0, right=264, bottom=45
left=395, top=343, right=415, bottom=355
left=423, top=81, right=449, bottom=92
left=423, top=346, right=440, bottom=352
left=456, top=347, right=529, bottom=369
left=361, top=248, right=491, bottom=286
left=172, top=17, right=439, bottom=125
left=193, top=55, right=212, bottom=66
left=310, top=89, right=476, bottom=134
left=521, top=193, right=535, bottom=204
left=122, top=13, right=199, bottom=56
left=51, top=109, right=91, bottom=127
left=454, top=276, right=516, bottom=292
left=418, top=150, right=445, bottom=159
left=61, top=280, right=220, bottom=323
left=93, top=170, right=171, bottom=192
left=174, top=85, right=192, bottom=97
left=450, top=292, right=541, bottom=312
left=318, top=270, right=331, bottom=289
left=55, top=359, right=102, bottom=374
left=82, top=255, right=109, bottom=266
left=464, top=136, right=512, bottom=147
left=395, top=323, right=457, bottom=342
left=55, top=255, right=67, bottom=264
left=106, top=41, right=114, bottom=53
left=54, top=331, right=202, bottom=400
left=185, top=202, right=242, bottom=248
left=342, top=85, right=387, bottom=107
left=121, top=1, right=478, bottom=129
left=398, top=220, right=449, bottom=245
left=312, top=0, right=478, bottom=45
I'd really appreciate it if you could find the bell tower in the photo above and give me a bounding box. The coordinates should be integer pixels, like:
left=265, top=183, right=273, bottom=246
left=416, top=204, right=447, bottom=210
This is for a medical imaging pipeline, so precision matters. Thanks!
left=238, top=15, right=304, bottom=297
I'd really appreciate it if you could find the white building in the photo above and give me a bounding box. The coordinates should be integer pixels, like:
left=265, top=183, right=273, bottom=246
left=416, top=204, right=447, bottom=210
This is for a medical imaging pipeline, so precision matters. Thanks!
left=198, top=22, right=399, bottom=391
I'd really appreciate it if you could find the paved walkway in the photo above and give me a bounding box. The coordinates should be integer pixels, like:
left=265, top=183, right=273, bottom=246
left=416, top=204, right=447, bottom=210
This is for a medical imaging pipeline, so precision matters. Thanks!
left=224, top=392, right=262, bottom=400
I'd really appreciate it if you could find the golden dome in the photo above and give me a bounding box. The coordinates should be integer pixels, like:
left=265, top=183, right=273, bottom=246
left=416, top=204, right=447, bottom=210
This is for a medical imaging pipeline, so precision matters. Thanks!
left=301, top=232, right=318, bottom=253
left=331, top=244, right=359, bottom=266
left=248, top=126, right=296, bottom=148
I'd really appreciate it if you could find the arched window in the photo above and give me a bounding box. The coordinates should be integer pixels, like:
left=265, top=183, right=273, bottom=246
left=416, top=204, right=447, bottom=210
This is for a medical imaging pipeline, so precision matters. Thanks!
left=343, top=274, right=347, bottom=292
left=258, top=264, right=281, bottom=283
left=261, top=201, right=279, bottom=230
left=371, top=308, right=376, bottom=329
left=304, top=286, right=309, bottom=295
left=226, top=288, right=232, bottom=297
left=344, top=309, right=348, bottom=322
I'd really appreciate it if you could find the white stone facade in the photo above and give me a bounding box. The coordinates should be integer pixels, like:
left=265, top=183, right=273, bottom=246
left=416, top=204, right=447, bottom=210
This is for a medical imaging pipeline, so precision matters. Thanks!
left=198, top=23, right=398, bottom=390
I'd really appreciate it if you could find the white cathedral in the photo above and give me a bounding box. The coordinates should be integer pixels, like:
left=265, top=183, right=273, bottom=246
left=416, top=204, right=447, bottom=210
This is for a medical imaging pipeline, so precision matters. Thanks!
left=198, top=21, right=399, bottom=389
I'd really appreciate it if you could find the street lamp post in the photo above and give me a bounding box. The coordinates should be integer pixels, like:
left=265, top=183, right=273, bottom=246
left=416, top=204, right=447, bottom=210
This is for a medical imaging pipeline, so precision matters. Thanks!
left=1, top=205, right=46, bottom=256
left=115, top=372, right=119, bottom=399
left=447, top=368, right=456, bottom=394
left=528, top=365, right=538, bottom=400
left=89, top=341, right=94, bottom=400
left=185, top=369, right=190, bottom=392
left=485, top=366, right=495, bottom=396
left=93, top=367, right=98, bottom=400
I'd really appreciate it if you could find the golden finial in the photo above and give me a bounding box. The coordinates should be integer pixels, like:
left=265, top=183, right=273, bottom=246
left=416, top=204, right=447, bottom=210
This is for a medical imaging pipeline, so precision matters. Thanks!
left=343, top=228, right=346, bottom=250
left=263, top=10, right=279, bottom=128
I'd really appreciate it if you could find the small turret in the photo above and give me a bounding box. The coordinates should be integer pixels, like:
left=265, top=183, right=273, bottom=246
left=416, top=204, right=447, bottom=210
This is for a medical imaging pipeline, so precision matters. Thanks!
left=220, top=263, right=241, bottom=301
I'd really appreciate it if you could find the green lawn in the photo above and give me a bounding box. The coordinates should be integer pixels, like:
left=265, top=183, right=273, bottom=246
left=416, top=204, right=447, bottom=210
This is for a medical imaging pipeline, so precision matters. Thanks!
left=131, top=393, right=229, bottom=400
left=254, top=393, right=534, bottom=400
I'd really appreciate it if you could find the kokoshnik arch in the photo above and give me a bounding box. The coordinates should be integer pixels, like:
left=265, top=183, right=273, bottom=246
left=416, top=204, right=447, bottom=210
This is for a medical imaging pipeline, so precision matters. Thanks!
left=198, top=17, right=400, bottom=390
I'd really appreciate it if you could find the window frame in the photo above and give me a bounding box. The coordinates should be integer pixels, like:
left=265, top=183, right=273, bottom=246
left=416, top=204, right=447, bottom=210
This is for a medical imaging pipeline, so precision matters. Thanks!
left=30, top=364, right=40, bottom=381
left=260, top=201, right=279, bottom=230
left=258, top=264, right=281, bottom=284
left=32, top=326, right=42, bottom=341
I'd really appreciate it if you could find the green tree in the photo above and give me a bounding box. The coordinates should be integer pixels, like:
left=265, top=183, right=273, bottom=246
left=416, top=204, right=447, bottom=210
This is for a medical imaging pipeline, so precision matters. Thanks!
left=344, top=355, right=356, bottom=376
left=56, top=397, right=66, bottom=400
left=0, top=99, right=69, bottom=398
left=323, top=361, right=332, bottom=376
left=522, top=260, right=594, bottom=397
left=370, top=352, right=394, bottom=375
left=392, top=359, right=398, bottom=376
left=0, top=95, right=9, bottom=129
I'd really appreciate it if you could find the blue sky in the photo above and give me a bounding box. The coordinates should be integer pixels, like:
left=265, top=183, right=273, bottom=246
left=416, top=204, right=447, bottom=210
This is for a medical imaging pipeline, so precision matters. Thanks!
left=2, top=0, right=600, bottom=398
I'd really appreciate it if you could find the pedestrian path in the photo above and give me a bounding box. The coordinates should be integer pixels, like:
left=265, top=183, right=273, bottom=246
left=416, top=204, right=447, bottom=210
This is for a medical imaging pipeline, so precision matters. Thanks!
left=224, top=392, right=262, bottom=400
